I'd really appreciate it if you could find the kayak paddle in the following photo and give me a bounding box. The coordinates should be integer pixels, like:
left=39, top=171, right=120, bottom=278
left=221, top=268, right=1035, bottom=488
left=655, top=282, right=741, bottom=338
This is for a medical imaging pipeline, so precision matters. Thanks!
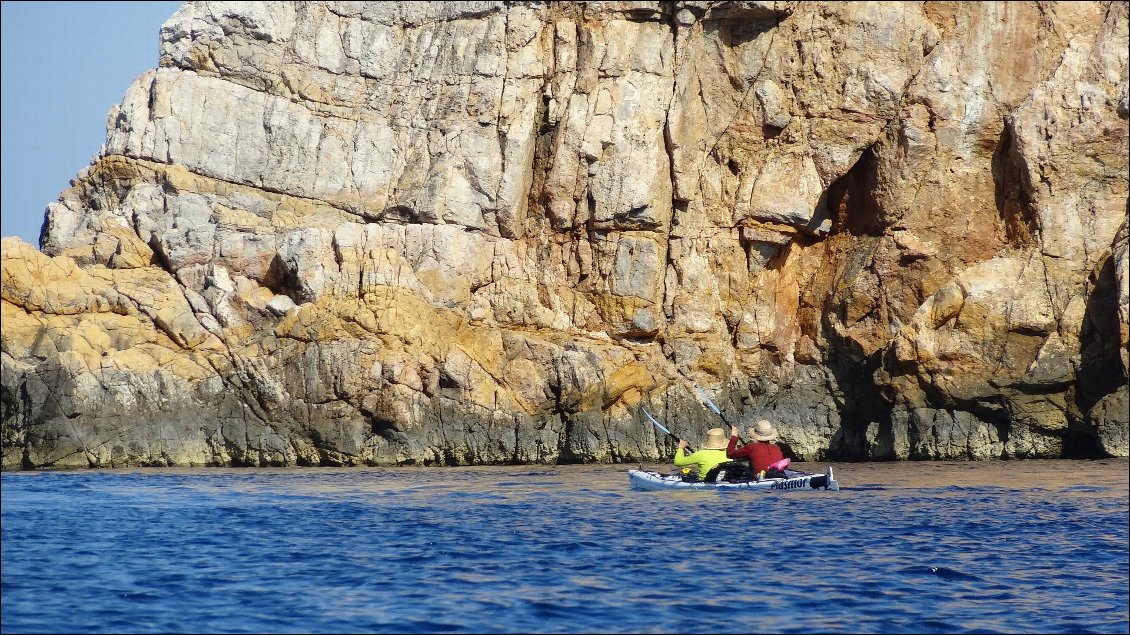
left=693, top=384, right=735, bottom=428
left=641, top=406, right=693, bottom=451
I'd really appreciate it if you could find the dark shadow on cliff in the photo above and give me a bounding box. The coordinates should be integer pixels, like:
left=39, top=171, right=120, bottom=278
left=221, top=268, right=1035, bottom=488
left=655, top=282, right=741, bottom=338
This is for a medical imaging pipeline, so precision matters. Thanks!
left=262, top=254, right=301, bottom=303
left=992, top=118, right=1039, bottom=248
left=1073, top=250, right=1126, bottom=456
left=813, top=145, right=894, bottom=461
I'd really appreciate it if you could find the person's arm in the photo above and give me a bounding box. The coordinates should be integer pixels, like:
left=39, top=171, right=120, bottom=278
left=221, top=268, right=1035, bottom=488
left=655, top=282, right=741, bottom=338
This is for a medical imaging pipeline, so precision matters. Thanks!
left=728, top=439, right=753, bottom=460
left=682, top=449, right=714, bottom=478
left=726, top=428, right=741, bottom=458
left=673, top=439, right=692, bottom=466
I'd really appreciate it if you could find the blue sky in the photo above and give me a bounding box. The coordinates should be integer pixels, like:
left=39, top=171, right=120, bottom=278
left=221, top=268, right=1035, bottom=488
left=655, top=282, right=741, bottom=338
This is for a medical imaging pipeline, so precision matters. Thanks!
left=1, top=1, right=183, bottom=246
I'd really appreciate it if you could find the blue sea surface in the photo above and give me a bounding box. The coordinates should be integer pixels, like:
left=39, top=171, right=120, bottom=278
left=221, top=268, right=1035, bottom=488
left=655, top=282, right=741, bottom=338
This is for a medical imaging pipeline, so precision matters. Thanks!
left=2, top=460, right=1127, bottom=634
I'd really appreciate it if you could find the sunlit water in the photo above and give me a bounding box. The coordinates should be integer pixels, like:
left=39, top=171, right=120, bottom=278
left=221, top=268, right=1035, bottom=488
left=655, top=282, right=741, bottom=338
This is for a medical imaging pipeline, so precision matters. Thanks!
left=2, top=460, right=1127, bottom=634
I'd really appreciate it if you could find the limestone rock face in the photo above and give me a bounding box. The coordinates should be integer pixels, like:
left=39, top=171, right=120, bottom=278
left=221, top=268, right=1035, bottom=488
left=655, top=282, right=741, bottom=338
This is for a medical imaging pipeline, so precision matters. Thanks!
left=3, top=1, right=1127, bottom=469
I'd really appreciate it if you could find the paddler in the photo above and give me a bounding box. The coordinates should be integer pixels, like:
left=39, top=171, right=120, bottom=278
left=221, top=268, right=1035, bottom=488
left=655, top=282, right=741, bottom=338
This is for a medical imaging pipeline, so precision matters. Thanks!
left=727, top=419, right=785, bottom=477
left=672, top=427, right=730, bottom=481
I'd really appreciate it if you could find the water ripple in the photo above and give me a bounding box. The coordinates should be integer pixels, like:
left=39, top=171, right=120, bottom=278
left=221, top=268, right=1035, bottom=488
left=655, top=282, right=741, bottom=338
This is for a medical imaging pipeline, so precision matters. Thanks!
left=3, top=462, right=1128, bottom=634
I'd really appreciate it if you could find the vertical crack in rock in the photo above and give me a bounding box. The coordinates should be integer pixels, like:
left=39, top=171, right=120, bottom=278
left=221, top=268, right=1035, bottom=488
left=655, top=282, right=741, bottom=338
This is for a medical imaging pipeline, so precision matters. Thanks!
left=992, top=118, right=1039, bottom=248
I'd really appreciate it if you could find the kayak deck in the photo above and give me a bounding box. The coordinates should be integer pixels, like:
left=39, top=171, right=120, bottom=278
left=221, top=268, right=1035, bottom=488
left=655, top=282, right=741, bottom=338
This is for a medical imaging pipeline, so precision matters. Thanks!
left=628, top=466, right=839, bottom=492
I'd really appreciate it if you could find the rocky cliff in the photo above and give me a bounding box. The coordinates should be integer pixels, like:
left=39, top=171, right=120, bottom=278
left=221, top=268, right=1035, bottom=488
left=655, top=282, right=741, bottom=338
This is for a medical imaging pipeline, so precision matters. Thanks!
left=3, top=1, right=1127, bottom=470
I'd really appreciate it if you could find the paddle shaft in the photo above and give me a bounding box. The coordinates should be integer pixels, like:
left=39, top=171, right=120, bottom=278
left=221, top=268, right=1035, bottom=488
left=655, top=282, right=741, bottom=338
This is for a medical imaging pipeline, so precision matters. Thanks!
left=641, top=407, right=694, bottom=452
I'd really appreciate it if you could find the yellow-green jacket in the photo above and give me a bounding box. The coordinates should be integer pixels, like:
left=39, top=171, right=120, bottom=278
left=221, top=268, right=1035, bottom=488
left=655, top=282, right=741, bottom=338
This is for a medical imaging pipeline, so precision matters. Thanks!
left=673, top=448, right=730, bottom=480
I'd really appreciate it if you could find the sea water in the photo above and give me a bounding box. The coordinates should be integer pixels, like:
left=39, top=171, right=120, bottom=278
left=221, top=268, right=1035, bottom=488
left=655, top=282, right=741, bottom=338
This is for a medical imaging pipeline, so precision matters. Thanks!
left=2, top=460, right=1127, bottom=634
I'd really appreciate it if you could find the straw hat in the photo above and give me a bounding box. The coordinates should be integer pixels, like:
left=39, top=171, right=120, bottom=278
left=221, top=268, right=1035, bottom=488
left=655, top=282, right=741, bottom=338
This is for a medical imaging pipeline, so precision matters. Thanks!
left=748, top=419, right=779, bottom=442
left=703, top=427, right=728, bottom=449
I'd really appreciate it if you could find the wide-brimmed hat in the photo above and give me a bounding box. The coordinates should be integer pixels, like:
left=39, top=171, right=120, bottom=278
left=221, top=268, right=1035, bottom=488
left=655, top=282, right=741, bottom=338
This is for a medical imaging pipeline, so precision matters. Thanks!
left=703, top=427, right=728, bottom=449
left=748, top=419, right=779, bottom=442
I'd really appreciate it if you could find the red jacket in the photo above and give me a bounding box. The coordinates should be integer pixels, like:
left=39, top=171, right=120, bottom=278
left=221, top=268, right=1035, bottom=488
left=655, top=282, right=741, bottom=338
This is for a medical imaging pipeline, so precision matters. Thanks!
left=726, top=436, right=784, bottom=473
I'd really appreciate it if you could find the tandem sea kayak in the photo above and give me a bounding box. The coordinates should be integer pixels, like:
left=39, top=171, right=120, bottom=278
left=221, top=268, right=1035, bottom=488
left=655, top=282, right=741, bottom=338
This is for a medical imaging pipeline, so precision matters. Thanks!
left=628, top=466, right=840, bottom=492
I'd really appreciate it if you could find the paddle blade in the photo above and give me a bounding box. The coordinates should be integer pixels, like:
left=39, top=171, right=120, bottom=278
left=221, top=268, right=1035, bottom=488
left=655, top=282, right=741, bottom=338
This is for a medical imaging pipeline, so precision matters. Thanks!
left=693, top=385, right=723, bottom=416
left=641, top=407, right=672, bottom=437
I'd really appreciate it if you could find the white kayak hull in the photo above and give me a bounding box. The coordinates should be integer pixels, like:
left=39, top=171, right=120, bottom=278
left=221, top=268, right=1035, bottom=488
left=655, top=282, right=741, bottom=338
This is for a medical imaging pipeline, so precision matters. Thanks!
left=628, top=467, right=840, bottom=492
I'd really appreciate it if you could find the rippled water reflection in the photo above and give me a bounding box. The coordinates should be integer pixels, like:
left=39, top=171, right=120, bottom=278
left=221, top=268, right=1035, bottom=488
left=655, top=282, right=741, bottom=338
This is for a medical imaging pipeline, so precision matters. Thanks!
left=2, top=460, right=1127, bottom=634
